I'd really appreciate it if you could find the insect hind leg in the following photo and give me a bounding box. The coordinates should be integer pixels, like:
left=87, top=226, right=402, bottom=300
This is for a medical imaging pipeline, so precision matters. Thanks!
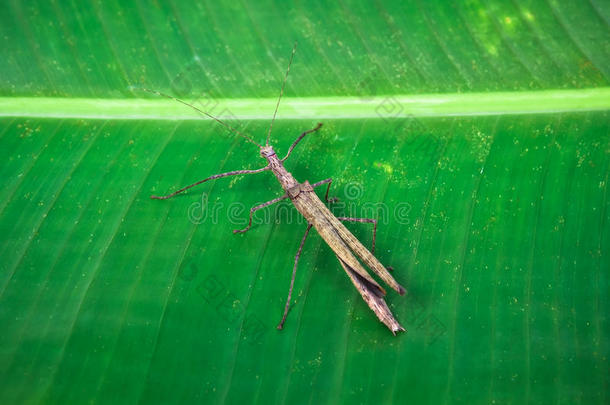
left=277, top=224, right=312, bottom=330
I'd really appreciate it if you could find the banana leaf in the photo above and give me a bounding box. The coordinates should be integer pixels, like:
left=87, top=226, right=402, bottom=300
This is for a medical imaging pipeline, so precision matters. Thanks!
left=1, top=1, right=608, bottom=404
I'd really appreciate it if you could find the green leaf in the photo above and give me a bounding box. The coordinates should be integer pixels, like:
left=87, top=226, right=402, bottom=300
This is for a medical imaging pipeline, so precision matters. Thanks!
left=1, top=1, right=608, bottom=404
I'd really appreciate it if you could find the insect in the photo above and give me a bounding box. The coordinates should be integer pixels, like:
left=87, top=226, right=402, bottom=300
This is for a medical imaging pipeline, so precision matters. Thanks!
left=148, top=43, right=406, bottom=334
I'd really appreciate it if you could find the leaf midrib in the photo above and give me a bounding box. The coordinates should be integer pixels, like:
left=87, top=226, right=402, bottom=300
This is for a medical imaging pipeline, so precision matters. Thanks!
left=1, top=87, right=609, bottom=120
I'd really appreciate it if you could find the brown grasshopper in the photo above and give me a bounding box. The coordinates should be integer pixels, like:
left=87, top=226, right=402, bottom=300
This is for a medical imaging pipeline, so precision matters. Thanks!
left=148, top=43, right=406, bottom=334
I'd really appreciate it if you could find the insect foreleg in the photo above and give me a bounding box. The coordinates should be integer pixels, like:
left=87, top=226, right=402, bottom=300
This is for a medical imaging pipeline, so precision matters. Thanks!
left=281, top=123, right=323, bottom=162
left=151, top=166, right=269, bottom=200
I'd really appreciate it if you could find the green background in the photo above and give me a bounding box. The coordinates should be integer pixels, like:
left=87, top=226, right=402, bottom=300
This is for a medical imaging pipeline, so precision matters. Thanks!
left=1, top=1, right=608, bottom=404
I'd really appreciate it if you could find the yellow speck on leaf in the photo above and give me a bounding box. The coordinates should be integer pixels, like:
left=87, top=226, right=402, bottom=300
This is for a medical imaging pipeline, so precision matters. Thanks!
left=374, top=161, right=393, bottom=175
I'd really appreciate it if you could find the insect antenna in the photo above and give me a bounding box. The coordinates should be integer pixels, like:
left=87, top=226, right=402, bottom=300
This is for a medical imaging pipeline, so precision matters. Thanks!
left=140, top=88, right=262, bottom=148
left=266, top=41, right=297, bottom=146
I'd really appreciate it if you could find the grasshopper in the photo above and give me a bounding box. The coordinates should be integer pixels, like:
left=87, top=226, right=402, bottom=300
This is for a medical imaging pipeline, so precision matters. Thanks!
left=149, top=43, right=406, bottom=334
